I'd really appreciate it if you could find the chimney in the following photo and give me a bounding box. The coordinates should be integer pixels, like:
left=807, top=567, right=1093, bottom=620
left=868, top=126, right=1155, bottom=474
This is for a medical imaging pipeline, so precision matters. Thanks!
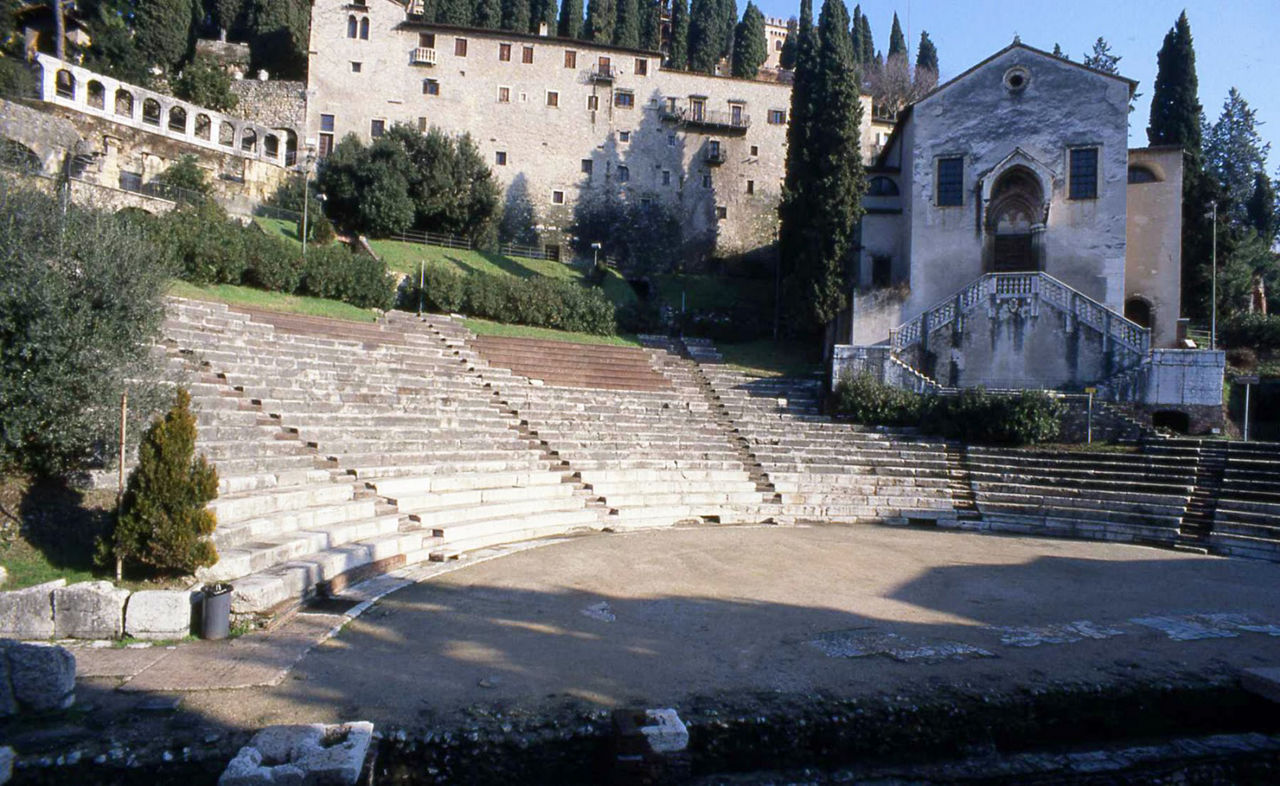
left=538, top=21, right=549, bottom=36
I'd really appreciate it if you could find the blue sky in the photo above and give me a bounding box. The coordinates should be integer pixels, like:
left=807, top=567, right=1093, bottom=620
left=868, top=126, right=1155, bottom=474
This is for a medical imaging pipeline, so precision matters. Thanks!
left=751, top=0, right=1279, bottom=171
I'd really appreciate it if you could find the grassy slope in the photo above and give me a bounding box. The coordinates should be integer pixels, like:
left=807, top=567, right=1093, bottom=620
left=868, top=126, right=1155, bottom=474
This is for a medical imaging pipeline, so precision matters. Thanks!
left=718, top=338, right=823, bottom=379
left=254, top=216, right=301, bottom=245
left=369, top=240, right=584, bottom=280
left=168, top=280, right=377, bottom=322
left=654, top=274, right=773, bottom=312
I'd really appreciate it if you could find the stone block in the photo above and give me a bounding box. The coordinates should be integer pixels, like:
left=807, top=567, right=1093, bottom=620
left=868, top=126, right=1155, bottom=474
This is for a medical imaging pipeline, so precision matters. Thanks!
left=219, top=722, right=373, bottom=786
left=0, top=579, right=64, bottom=640
left=124, top=591, right=195, bottom=641
left=52, top=581, right=131, bottom=639
left=4, top=641, right=76, bottom=712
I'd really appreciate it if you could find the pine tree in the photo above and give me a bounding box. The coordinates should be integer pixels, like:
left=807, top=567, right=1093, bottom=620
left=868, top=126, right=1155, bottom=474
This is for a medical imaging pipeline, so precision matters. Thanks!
left=557, top=0, right=582, bottom=38
left=849, top=4, right=863, bottom=66
left=501, top=0, right=530, bottom=31
left=1148, top=11, right=1215, bottom=319
left=584, top=0, right=615, bottom=43
left=613, top=0, right=638, bottom=48
left=688, top=0, right=720, bottom=73
left=1052, top=43, right=1067, bottom=59
left=1205, top=88, right=1273, bottom=224
left=135, top=0, right=195, bottom=72
left=668, top=0, right=689, bottom=68
left=730, top=1, right=766, bottom=78
left=915, top=30, right=937, bottom=73
left=474, top=0, right=501, bottom=28
left=638, top=0, right=662, bottom=51
left=1082, top=36, right=1120, bottom=74
left=111, top=389, right=219, bottom=575
left=779, top=16, right=798, bottom=70
left=1245, top=171, right=1277, bottom=242
left=887, top=11, right=905, bottom=58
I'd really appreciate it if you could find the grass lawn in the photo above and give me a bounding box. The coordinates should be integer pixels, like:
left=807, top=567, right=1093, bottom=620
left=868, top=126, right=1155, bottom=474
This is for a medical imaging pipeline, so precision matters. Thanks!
left=369, top=240, right=585, bottom=281
left=0, top=475, right=113, bottom=590
left=654, top=274, right=774, bottom=313
left=254, top=216, right=301, bottom=245
left=464, top=317, right=641, bottom=347
left=168, top=280, right=377, bottom=323
left=717, top=338, right=823, bottom=378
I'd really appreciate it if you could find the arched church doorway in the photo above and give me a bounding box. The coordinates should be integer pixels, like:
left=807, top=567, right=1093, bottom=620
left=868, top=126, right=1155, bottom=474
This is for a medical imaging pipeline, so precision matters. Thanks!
left=987, top=167, right=1044, bottom=272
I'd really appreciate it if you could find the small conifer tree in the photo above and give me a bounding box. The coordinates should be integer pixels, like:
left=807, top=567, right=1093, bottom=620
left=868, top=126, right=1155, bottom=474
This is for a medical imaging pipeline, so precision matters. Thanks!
left=112, top=389, right=219, bottom=575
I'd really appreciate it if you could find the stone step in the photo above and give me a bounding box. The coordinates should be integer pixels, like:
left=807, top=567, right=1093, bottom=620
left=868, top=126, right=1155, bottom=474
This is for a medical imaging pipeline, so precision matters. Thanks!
left=203, top=512, right=402, bottom=581
left=212, top=497, right=383, bottom=549
left=210, top=483, right=355, bottom=525
left=391, top=480, right=577, bottom=513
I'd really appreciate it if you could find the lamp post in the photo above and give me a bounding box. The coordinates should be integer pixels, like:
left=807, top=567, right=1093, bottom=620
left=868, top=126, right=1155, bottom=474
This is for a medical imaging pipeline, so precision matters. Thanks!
left=1209, top=201, right=1218, bottom=351
left=591, top=241, right=602, bottom=275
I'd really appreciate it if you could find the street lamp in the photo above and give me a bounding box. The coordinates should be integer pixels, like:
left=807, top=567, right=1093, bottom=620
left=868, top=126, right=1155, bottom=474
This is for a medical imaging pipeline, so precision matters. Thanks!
left=301, top=144, right=317, bottom=260
left=1208, top=201, right=1218, bottom=350
left=591, top=241, right=602, bottom=273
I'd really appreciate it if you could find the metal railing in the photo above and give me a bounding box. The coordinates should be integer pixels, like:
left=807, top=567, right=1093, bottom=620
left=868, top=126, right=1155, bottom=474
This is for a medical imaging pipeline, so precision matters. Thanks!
left=388, top=228, right=474, bottom=250
left=889, top=272, right=1150, bottom=359
left=659, top=104, right=751, bottom=132
left=589, top=65, right=617, bottom=81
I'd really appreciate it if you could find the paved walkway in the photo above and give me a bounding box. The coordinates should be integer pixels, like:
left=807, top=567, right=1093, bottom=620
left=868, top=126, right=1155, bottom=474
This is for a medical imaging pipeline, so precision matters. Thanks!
left=69, top=525, right=1280, bottom=730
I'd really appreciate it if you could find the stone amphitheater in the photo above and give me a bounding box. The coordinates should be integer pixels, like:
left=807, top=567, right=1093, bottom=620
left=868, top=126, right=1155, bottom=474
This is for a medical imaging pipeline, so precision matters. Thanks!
left=162, top=297, right=1280, bottom=618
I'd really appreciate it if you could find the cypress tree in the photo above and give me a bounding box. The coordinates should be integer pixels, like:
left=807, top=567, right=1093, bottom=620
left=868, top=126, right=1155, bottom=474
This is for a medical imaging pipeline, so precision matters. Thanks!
left=135, top=0, right=195, bottom=72
left=858, top=13, right=873, bottom=66
left=915, top=30, right=937, bottom=73
left=638, top=0, right=662, bottom=51
left=613, top=0, right=639, bottom=48
left=437, top=0, right=472, bottom=26
left=530, top=0, right=556, bottom=31
left=1082, top=36, right=1120, bottom=74
left=800, top=0, right=863, bottom=328
left=849, top=4, right=863, bottom=66
left=558, top=0, right=583, bottom=39
left=1245, top=172, right=1277, bottom=242
left=688, top=0, right=720, bottom=73
left=779, top=16, right=798, bottom=70
left=730, top=1, right=766, bottom=78
left=584, top=0, right=615, bottom=43
left=778, top=0, right=817, bottom=325
left=111, top=389, right=219, bottom=575
left=501, top=0, right=530, bottom=31
left=887, top=11, right=905, bottom=58
left=668, top=0, right=689, bottom=68
left=718, top=0, right=737, bottom=60
left=1148, top=11, right=1215, bottom=319
left=473, top=0, right=501, bottom=28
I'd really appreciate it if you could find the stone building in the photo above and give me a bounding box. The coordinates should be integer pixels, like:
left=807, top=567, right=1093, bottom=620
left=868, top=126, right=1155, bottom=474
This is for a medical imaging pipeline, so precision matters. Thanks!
left=306, top=0, right=809, bottom=261
left=834, top=43, right=1219, bottom=423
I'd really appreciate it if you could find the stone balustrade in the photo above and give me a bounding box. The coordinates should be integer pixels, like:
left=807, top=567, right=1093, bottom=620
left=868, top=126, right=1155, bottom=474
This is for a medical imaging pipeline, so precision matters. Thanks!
left=35, top=53, right=300, bottom=169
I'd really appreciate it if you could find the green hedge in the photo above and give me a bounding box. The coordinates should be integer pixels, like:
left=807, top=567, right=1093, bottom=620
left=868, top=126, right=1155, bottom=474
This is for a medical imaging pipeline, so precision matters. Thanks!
left=1221, top=313, right=1280, bottom=352
left=832, top=372, right=1064, bottom=446
left=404, top=265, right=616, bottom=335
left=146, top=202, right=394, bottom=310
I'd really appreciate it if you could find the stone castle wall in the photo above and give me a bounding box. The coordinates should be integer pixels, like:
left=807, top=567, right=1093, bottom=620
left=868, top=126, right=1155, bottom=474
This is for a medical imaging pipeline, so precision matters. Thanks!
left=229, top=79, right=306, bottom=131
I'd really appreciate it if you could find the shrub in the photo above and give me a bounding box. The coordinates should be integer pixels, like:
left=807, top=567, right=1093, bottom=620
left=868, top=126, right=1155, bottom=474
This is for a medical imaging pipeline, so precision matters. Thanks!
left=152, top=155, right=211, bottom=203
left=243, top=230, right=303, bottom=292
left=172, top=56, right=239, bottom=112
left=831, top=373, right=1064, bottom=446
left=1221, top=313, right=1280, bottom=352
left=0, top=183, right=171, bottom=476
left=309, top=213, right=336, bottom=245
left=404, top=266, right=617, bottom=334
left=165, top=201, right=248, bottom=284
left=110, top=389, right=218, bottom=575
left=301, top=245, right=395, bottom=310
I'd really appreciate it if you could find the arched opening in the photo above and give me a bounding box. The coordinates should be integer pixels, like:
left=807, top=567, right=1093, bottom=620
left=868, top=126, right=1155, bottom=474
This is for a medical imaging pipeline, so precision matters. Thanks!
left=218, top=121, right=235, bottom=147
left=867, top=176, right=899, bottom=196
left=194, top=113, right=212, bottom=140
left=1127, top=165, right=1160, bottom=184
left=263, top=133, right=279, bottom=159
left=1152, top=410, right=1190, bottom=434
left=240, top=127, right=257, bottom=153
left=987, top=166, right=1045, bottom=273
left=142, top=98, right=161, bottom=126
left=282, top=129, right=299, bottom=166
left=54, top=69, right=74, bottom=99
left=1124, top=297, right=1153, bottom=329
left=347, top=15, right=358, bottom=38
left=0, top=137, right=42, bottom=172
left=86, top=80, right=105, bottom=109
left=359, top=17, right=370, bottom=39
left=168, top=106, right=188, bottom=133
left=114, top=89, right=134, bottom=117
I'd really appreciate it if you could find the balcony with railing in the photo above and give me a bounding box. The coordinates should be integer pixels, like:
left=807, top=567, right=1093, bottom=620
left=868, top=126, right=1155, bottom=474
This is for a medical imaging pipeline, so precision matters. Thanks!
left=705, top=147, right=727, bottom=165
left=589, top=64, right=617, bottom=82
left=410, top=47, right=437, bottom=66
left=660, top=103, right=750, bottom=133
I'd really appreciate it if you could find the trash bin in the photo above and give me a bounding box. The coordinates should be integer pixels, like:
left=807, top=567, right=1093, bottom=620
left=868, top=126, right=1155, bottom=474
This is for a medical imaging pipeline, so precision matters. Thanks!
left=200, top=583, right=233, bottom=640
